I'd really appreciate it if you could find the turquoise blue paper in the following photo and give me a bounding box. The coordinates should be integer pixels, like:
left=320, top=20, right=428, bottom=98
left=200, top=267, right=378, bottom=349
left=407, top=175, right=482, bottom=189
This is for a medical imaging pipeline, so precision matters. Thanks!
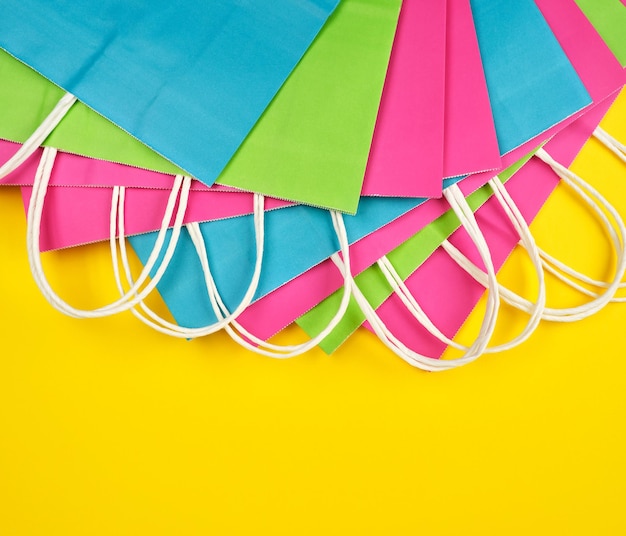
left=470, top=0, right=591, bottom=154
left=0, top=0, right=339, bottom=186
left=131, top=0, right=593, bottom=330
left=129, top=198, right=424, bottom=328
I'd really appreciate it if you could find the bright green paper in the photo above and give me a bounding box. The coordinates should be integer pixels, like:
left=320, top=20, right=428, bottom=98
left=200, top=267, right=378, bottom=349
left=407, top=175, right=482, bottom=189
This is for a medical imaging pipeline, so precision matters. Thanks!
left=0, top=48, right=184, bottom=174
left=574, top=0, right=626, bottom=66
left=296, top=152, right=535, bottom=353
left=215, top=0, right=401, bottom=213
left=0, top=0, right=401, bottom=212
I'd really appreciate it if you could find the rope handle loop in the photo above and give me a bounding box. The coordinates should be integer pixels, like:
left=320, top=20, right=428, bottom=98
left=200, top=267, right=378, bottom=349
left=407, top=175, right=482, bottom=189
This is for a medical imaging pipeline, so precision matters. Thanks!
left=333, top=183, right=501, bottom=371
left=112, top=203, right=353, bottom=357
left=447, top=149, right=626, bottom=322
left=112, top=193, right=266, bottom=338
left=382, top=176, right=546, bottom=357
left=210, top=210, right=355, bottom=358
left=26, top=145, right=191, bottom=318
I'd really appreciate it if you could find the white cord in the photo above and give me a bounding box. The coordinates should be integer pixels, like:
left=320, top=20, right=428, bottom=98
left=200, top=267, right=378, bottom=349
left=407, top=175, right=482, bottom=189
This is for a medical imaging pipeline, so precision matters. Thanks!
left=534, top=147, right=626, bottom=317
left=112, top=190, right=266, bottom=338
left=26, top=146, right=192, bottom=318
left=536, top=248, right=625, bottom=303
left=446, top=148, right=626, bottom=321
left=330, top=183, right=501, bottom=371
left=594, top=126, right=626, bottom=165
left=380, top=176, right=546, bottom=356
left=0, top=92, right=76, bottom=180
left=187, top=210, right=355, bottom=358
left=534, top=128, right=626, bottom=303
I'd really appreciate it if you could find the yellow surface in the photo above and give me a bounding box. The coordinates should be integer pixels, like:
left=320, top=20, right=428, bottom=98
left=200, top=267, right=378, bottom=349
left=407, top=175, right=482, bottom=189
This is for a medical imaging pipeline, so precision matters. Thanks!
left=1, top=93, right=625, bottom=534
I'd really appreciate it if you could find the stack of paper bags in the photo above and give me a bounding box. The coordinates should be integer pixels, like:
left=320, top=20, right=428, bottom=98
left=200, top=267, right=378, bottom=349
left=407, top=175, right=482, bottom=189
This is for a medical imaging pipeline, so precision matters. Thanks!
left=0, top=0, right=625, bottom=370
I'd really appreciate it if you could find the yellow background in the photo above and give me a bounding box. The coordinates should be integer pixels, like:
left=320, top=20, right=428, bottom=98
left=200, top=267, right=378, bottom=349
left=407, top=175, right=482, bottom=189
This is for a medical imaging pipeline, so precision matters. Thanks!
left=0, top=91, right=625, bottom=535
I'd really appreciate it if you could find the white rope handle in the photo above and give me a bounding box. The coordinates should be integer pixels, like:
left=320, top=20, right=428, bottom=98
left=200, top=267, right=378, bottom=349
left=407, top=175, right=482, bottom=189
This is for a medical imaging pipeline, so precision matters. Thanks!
left=0, top=92, right=76, bottom=180
left=189, top=209, right=355, bottom=358
left=112, top=191, right=266, bottom=338
left=533, top=127, right=626, bottom=303
left=447, top=148, right=626, bottom=321
left=26, top=146, right=192, bottom=318
left=330, top=183, right=501, bottom=371
left=594, top=126, right=626, bottom=164
left=381, top=176, right=546, bottom=356
left=535, top=248, right=625, bottom=303
left=534, top=147, right=626, bottom=318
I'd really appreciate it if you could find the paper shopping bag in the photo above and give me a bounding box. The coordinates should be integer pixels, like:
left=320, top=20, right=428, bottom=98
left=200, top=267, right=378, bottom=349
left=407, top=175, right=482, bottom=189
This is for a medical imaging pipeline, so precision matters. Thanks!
left=441, top=0, right=501, bottom=179
left=0, top=0, right=340, bottom=186
left=214, top=0, right=402, bottom=212
left=0, top=140, right=293, bottom=251
left=128, top=195, right=426, bottom=329
left=469, top=0, right=591, bottom=155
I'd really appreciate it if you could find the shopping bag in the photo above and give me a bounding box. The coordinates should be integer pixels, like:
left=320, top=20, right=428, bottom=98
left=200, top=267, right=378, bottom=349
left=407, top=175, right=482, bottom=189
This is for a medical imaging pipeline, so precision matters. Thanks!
left=213, top=0, right=402, bottom=212
left=0, top=48, right=183, bottom=176
left=0, top=0, right=340, bottom=187
left=128, top=195, right=425, bottom=330
left=0, top=140, right=292, bottom=251
left=469, top=0, right=590, bottom=155
left=441, top=0, right=500, bottom=178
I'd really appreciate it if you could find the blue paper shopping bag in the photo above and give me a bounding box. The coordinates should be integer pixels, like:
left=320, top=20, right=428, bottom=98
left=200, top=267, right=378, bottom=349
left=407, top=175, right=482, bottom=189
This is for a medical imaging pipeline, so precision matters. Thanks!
left=129, top=197, right=425, bottom=329
left=0, top=0, right=339, bottom=186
